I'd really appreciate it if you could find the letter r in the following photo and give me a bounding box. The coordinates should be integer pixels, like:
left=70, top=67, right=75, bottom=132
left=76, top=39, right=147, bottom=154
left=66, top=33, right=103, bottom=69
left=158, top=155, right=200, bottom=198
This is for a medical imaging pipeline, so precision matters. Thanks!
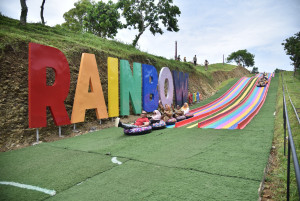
left=28, top=43, right=71, bottom=128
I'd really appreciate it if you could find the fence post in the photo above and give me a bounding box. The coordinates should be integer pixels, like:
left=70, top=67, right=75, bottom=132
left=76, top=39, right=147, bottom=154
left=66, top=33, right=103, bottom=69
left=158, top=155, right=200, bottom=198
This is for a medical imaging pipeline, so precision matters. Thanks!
left=282, top=74, right=286, bottom=156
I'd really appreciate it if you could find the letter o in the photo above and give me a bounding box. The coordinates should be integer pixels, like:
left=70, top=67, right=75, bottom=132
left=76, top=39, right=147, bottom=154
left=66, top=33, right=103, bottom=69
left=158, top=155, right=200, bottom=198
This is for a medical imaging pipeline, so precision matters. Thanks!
left=158, top=67, right=173, bottom=106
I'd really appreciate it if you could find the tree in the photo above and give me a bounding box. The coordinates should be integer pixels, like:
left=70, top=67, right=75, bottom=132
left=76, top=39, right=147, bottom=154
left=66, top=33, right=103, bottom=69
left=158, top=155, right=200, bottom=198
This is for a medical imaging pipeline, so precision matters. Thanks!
left=84, top=1, right=122, bottom=38
left=227, top=49, right=255, bottom=68
left=251, top=67, right=258, bottom=74
left=20, top=0, right=28, bottom=25
left=274, top=68, right=281, bottom=73
left=117, top=0, right=181, bottom=47
left=62, top=0, right=92, bottom=32
left=282, top=32, right=300, bottom=76
left=40, top=0, right=46, bottom=25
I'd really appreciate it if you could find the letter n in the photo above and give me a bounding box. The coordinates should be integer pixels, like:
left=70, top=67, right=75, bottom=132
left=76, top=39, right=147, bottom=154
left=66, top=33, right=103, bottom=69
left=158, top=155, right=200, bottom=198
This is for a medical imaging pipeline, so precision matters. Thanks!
left=120, top=60, right=141, bottom=115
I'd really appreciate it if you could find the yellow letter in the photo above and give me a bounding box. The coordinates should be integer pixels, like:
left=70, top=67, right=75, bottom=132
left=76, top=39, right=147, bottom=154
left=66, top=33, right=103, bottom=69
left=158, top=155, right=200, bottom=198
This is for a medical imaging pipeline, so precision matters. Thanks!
left=108, top=57, right=119, bottom=117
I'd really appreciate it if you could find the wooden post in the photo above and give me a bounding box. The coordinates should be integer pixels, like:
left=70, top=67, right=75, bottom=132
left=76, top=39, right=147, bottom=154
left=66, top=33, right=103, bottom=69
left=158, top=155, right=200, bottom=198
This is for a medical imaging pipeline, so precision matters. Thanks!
left=223, top=54, right=224, bottom=65
left=175, top=41, right=177, bottom=60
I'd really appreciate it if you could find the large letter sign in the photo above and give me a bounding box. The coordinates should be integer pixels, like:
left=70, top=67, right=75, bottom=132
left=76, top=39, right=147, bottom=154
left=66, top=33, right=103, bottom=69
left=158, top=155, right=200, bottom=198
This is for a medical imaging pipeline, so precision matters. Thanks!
left=120, top=60, right=142, bottom=115
left=28, top=43, right=71, bottom=128
left=142, top=64, right=159, bottom=112
left=71, top=53, right=108, bottom=123
left=172, top=71, right=189, bottom=106
left=28, top=43, right=191, bottom=128
left=158, top=67, right=173, bottom=107
left=107, top=57, right=119, bottom=117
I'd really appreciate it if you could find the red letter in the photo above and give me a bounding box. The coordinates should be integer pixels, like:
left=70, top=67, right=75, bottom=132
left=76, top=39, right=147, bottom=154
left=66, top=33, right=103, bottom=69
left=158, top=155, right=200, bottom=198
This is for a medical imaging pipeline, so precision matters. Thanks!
left=28, top=43, right=71, bottom=128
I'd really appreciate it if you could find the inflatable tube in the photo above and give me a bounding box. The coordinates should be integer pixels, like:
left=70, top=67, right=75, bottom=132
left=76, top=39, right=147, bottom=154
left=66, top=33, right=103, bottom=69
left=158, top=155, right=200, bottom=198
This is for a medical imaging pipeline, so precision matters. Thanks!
left=185, top=113, right=194, bottom=119
left=151, top=120, right=166, bottom=130
left=124, top=126, right=152, bottom=135
left=166, top=118, right=177, bottom=125
left=176, top=115, right=186, bottom=122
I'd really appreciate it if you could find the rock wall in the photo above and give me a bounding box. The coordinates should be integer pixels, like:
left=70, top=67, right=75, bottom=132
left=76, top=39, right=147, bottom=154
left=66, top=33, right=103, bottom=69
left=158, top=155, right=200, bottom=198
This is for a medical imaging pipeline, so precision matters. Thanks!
left=0, top=42, right=249, bottom=151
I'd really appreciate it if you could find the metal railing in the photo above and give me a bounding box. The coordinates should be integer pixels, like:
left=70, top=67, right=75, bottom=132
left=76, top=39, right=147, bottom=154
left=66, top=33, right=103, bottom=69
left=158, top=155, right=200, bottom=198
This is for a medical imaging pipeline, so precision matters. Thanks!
left=282, top=73, right=300, bottom=200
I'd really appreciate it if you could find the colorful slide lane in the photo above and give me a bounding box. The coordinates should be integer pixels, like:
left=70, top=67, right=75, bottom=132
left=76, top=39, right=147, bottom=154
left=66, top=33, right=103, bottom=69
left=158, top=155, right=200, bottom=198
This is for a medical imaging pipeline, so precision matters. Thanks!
left=187, top=76, right=259, bottom=128
left=175, top=77, right=253, bottom=128
left=198, top=73, right=272, bottom=129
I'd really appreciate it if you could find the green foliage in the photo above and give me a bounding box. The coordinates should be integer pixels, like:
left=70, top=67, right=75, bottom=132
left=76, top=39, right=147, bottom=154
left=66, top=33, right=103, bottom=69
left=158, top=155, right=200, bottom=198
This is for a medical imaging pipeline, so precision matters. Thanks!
left=0, top=15, right=238, bottom=77
left=84, top=0, right=122, bottom=38
left=282, top=32, right=300, bottom=73
left=227, top=49, right=255, bottom=68
left=117, top=0, right=181, bottom=47
left=251, top=67, right=259, bottom=74
left=62, top=0, right=92, bottom=32
left=274, top=68, right=281, bottom=73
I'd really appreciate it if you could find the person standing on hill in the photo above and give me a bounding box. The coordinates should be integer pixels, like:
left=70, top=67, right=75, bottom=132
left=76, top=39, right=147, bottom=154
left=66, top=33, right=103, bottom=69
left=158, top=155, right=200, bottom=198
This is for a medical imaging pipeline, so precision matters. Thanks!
left=177, top=55, right=181, bottom=61
left=205, top=59, right=209, bottom=71
left=184, top=57, right=186, bottom=62
left=193, top=55, right=197, bottom=66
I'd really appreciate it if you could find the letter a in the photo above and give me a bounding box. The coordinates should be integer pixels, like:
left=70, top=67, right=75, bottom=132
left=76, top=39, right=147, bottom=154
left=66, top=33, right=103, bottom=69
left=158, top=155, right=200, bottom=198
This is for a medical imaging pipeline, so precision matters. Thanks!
left=71, top=53, right=108, bottom=123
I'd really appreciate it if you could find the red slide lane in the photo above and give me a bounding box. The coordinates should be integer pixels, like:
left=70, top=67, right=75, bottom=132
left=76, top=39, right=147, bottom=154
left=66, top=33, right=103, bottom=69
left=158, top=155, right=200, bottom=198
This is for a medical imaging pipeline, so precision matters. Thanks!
left=198, top=78, right=259, bottom=128
left=175, top=77, right=253, bottom=128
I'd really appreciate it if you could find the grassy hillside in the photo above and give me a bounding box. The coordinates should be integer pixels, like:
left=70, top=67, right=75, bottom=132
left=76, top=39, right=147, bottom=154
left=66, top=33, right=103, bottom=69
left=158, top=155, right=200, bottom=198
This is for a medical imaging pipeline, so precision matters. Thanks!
left=0, top=15, right=237, bottom=75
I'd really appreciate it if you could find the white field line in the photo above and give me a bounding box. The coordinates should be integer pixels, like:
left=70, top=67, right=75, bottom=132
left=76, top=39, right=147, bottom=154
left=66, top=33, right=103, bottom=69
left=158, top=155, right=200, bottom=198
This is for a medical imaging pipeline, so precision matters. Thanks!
left=0, top=181, right=56, bottom=196
left=111, top=157, right=122, bottom=165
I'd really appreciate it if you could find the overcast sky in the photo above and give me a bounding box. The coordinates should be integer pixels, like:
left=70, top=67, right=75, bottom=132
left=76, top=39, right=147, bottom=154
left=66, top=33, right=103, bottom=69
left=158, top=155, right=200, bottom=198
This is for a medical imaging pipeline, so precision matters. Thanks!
left=1, top=0, right=299, bottom=72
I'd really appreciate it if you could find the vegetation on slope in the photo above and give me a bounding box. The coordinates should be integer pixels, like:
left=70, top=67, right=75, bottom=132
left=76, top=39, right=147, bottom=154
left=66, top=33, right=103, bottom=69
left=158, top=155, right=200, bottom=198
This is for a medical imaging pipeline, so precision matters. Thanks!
left=263, top=71, right=300, bottom=201
left=0, top=15, right=239, bottom=75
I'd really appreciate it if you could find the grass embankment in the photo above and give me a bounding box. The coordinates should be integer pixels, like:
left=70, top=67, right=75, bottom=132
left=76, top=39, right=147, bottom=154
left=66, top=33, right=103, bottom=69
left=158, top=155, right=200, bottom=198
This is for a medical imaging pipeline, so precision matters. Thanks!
left=0, top=15, right=235, bottom=75
left=264, top=71, right=300, bottom=200
left=0, top=75, right=279, bottom=200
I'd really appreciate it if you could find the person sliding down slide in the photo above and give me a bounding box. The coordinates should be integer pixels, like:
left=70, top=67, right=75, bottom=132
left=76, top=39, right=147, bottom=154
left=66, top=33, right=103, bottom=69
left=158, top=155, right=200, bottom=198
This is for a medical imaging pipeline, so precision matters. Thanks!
left=181, top=102, right=190, bottom=114
left=149, top=110, right=161, bottom=124
left=115, top=111, right=149, bottom=129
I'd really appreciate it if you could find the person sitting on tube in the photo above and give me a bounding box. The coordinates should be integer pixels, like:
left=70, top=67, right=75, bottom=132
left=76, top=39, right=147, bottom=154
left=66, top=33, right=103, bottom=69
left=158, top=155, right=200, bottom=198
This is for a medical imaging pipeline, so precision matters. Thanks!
left=115, top=111, right=149, bottom=129
left=181, top=102, right=190, bottom=115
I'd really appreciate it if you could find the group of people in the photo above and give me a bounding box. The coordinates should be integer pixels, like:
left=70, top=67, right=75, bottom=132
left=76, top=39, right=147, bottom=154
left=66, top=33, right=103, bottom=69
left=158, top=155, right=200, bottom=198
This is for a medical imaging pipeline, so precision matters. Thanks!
left=158, top=101, right=190, bottom=122
left=257, top=73, right=268, bottom=87
left=115, top=101, right=190, bottom=129
left=176, top=55, right=187, bottom=62
left=176, top=55, right=208, bottom=70
left=193, top=55, right=209, bottom=70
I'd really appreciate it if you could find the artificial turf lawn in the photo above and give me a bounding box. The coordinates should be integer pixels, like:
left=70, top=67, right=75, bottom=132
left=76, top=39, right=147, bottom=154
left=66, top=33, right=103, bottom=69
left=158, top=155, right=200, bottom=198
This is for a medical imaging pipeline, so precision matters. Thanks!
left=0, top=75, right=278, bottom=200
left=48, top=160, right=260, bottom=201
left=0, top=144, right=127, bottom=201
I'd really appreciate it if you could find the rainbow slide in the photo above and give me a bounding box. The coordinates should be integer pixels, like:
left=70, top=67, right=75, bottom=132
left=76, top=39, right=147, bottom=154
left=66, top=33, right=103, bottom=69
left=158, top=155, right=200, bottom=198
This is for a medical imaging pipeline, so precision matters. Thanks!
left=198, top=73, right=272, bottom=129
left=175, top=77, right=253, bottom=128
left=186, top=76, right=259, bottom=128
